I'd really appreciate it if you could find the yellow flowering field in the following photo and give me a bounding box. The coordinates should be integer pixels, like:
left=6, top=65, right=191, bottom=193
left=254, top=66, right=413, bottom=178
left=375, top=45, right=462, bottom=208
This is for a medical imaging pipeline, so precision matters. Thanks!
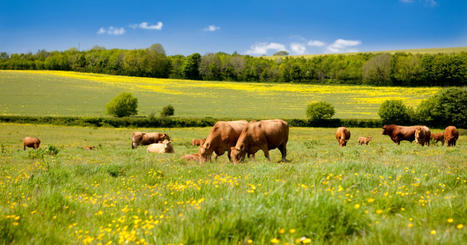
left=0, top=70, right=440, bottom=119
left=0, top=123, right=465, bottom=244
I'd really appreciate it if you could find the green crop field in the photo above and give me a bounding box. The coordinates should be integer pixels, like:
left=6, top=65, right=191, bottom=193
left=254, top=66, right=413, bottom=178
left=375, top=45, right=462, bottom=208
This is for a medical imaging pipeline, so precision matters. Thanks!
left=0, top=123, right=465, bottom=244
left=0, top=70, right=440, bottom=119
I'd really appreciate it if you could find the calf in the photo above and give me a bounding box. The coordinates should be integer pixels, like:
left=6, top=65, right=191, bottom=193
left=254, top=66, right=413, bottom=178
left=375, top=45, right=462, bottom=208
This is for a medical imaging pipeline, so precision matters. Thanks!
left=358, top=136, right=372, bottom=145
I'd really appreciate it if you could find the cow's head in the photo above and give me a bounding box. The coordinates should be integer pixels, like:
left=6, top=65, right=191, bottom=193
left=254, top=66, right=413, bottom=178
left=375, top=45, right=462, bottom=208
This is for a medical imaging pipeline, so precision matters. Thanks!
left=198, top=142, right=211, bottom=163
left=382, top=125, right=391, bottom=135
left=339, top=138, right=348, bottom=147
left=161, top=133, right=170, bottom=142
left=230, top=145, right=246, bottom=164
left=132, top=132, right=144, bottom=149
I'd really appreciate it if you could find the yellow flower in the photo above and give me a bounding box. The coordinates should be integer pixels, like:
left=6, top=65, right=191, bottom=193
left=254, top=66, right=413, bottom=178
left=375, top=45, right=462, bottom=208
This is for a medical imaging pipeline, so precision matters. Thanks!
left=270, top=238, right=280, bottom=244
left=354, top=204, right=360, bottom=209
left=376, top=209, right=383, bottom=214
left=430, top=230, right=436, bottom=235
left=408, top=223, right=413, bottom=228
left=12, top=222, right=19, bottom=226
left=457, top=224, right=463, bottom=229
left=447, top=218, right=453, bottom=223
left=302, top=238, right=311, bottom=244
left=279, top=228, right=285, bottom=234
left=247, top=240, right=253, bottom=244
left=289, top=228, right=296, bottom=234
left=367, top=198, right=375, bottom=203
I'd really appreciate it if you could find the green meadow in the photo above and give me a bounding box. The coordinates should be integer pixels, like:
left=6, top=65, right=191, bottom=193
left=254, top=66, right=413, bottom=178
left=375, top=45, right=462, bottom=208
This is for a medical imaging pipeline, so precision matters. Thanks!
left=0, top=123, right=465, bottom=244
left=0, top=70, right=440, bottom=119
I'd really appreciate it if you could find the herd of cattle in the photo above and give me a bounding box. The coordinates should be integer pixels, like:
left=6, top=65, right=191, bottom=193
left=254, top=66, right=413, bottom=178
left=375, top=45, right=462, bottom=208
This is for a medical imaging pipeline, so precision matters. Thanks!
left=23, top=120, right=459, bottom=163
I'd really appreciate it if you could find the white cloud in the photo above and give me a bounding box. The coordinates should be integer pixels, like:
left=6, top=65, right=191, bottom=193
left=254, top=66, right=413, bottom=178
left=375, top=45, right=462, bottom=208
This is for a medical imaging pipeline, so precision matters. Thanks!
left=203, top=25, right=220, bottom=32
left=326, top=39, right=361, bottom=53
left=400, top=0, right=438, bottom=6
left=290, top=43, right=306, bottom=54
left=130, top=21, right=163, bottom=30
left=97, top=26, right=125, bottom=35
left=246, top=42, right=287, bottom=56
left=307, top=40, right=326, bottom=47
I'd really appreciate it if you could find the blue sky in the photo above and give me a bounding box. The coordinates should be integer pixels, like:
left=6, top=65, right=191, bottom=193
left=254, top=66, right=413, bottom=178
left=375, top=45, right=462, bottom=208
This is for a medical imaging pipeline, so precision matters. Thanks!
left=1, top=0, right=466, bottom=56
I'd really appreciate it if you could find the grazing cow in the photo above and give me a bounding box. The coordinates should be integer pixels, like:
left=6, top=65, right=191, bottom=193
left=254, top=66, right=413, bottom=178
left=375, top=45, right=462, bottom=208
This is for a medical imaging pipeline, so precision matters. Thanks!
left=23, top=137, right=40, bottom=150
left=336, top=127, right=351, bottom=147
left=430, top=132, right=444, bottom=145
left=230, top=119, right=289, bottom=164
left=199, top=120, right=248, bottom=163
left=358, top=136, right=372, bottom=145
left=414, top=126, right=431, bottom=146
left=147, top=140, right=175, bottom=153
left=192, top=138, right=206, bottom=146
left=180, top=153, right=201, bottom=162
left=84, top=146, right=96, bottom=150
left=382, top=125, right=422, bottom=145
left=132, top=132, right=170, bottom=149
left=444, top=126, right=459, bottom=147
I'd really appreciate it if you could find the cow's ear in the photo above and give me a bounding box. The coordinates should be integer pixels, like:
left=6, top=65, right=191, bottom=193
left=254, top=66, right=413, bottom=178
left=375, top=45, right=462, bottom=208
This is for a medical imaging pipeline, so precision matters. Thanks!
left=240, top=144, right=245, bottom=151
left=205, top=142, right=210, bottom=148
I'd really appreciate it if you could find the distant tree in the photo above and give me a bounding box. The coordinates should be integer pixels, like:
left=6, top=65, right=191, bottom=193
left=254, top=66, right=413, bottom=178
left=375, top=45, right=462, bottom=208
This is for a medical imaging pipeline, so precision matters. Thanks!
left=106, top=92, right=138, bottom=117
left=160, top=104, right=175, bottom=117
left=91, top=45, right=106, bottom=51
left=378, top=100, right=412, bottom=124
left=148, top=43, right=166, bottom=55
left=306, top=101, right=335, bottom=120
left=363, top=54, right=392, bottom=85
left=183, top=53, right=201, bottom=80
left=168, top=55, right=186, bottom=78
left=273, top=51, right=289, bottom=56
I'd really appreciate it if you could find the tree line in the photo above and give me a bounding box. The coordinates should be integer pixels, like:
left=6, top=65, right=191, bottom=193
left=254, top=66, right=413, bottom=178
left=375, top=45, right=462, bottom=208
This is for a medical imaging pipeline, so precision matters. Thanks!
left=1, top=44, right=465, bottom=86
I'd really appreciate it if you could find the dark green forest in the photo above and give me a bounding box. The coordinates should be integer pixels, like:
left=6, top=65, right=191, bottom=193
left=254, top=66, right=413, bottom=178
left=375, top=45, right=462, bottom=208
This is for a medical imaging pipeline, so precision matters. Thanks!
left=1, top=44, right=465, bottom=86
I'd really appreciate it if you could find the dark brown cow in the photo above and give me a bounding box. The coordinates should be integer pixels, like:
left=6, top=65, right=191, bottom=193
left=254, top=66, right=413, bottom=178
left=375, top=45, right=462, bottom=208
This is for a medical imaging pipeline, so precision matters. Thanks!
left=430, top=132, right=444, bottom=145
left=180, top=153, right=201, bottom=162
left=444, top=126, right=459, bottom=147
left=199, top=120, right=248, bottom=162
left=192, top=138, right=206, bottom=146
left=358, top=136, right=372, bottom=145
left=23, top=137, right=40, bottom=150
left=230, top=119, right=289, bottom=164
left=414, top=126, right=431, bottom=146
left=132, top=132, right=170, bottom=149
left=336, top=127, right=351, bottom=147
left=382, top=125, right=422, bottom=145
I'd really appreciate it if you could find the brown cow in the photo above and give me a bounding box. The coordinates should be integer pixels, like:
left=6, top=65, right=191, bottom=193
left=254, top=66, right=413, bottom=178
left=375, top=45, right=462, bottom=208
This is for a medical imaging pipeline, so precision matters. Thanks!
left=132, top=132, right=170, bottom=149
left=84, top=146, right=97, bottom=150
left=336, top=127, right=351, bottom=147
left=430, top=132, right=444, bottom=145
left=23, top=137, right=40, bottom=150
left=414, top=126, right=431, bottom=146
left=192, top=138, right=206, bottom=146
left=146, top=140, right=175, bottom=153
left=444, top=126, right=459, bottom=147
left=199, top=120, right=248, bottom=162
left=358, top=136, right=372, bottom=145
left=230, top=119, right=289, bottom=164
left=382, top=125, right=422, bottom=145
left=180, top=153, right=201, bottom=162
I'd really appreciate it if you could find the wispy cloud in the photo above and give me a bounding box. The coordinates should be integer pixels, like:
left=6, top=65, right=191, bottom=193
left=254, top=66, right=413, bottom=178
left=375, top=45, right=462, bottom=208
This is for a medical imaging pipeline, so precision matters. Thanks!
left=307, top=40, right=326, bottom=47
left=400, top=0, right=438, bottom=7
left=326, top=39, right=361, bottom=53
left=130, top=21, right=163, bottom=30
left=290, top=43, right=306, bottom=54
left=246, top=42, right=287, bottom=55
left=203, top=25, right=220, bottom=32
left=97, top=26, right=125, bottom=35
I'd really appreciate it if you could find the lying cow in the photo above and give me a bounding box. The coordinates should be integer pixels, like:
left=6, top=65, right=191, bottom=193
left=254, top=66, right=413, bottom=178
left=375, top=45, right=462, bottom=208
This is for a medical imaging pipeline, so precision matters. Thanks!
left=147, top=140, right=175, bottom=153
left=199, top=120, right=248, bottom=163
left=23, top=137, right=40, bottom=150
left=84, top=146, right=96, bottom=150
left=444, top=126, right=459, bottom=147
left=358, top=136, right=372, bottom=145
left=132, top=132, right=170, bottom=149
left=230, top=119, right=289, bottom=164
left=430, top=132, right=444, bottom=145
left=336, top=127, right=351, bottom=147
left=414, top=126, right=431, bottom=146
left=382, top=125, right=420, bottom=145
left=180, top=153, right=201, bottom=162
left=192, top=138, right=206, bottom=146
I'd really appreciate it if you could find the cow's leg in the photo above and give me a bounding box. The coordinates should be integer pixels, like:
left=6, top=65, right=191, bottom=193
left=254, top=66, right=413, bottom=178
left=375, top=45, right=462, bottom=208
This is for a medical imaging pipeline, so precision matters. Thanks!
left=227, top=150, right=232, bottom=162
left=278, top=144, right=288, bottom=162
left=23, top=144, right=26, bottom=151
left=261, top=147, right=270, bottom=161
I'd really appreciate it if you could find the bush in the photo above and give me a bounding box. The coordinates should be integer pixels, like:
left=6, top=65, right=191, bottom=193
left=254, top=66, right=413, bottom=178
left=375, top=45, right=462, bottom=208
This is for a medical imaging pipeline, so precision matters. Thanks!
left=306, top=102, right=335, bottom=120
left=378, top=100, right=413, bottom=124
left=160, top=105, right=175, bottom=117
left=105, top=92, right=138, bottom=117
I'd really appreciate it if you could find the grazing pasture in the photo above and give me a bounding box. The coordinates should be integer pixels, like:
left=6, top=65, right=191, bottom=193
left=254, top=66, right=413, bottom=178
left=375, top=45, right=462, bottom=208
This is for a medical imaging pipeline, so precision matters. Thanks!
left=0, top=123, right=465, bottom=244
left=0, top=70, right=440, bottom=119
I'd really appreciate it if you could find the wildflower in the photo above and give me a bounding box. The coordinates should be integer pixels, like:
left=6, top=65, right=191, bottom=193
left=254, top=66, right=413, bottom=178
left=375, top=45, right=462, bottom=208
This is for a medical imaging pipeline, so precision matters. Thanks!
left=367, top=198, right=374, bottom=203
left=376, top=209, right=383, bottom=214
left=270, top=238, right=280, bottom=244
left=447, top=218, right=453, bottom=223
left=408, top=223, right=413, bottom=228
left=430, top=230, right=436, bottom=235
left=279, top=228, right=285, bottom=234
left=289, top=228, right=296, bottom=234
left=248, top=240, right=253, bottom=244
left=354, top=204, right=360, bottom=209
left=457, top=224, right=463, bottom=229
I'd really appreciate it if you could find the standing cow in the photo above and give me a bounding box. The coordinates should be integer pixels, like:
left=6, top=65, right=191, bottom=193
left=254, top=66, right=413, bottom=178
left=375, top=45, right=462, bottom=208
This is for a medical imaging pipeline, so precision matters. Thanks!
left=430, top=132, right=444, bottom=145
left=414, top=126, right=431, bottom=146
left=444, top=126, right=459, bottom=147
left=132, top=132, right=170, bottom=149
left=199, top=120, right=248, bottom=163
left=230, top=119, right=289, bottom=164
left=336, top=127, right=351, bottom=147
left=358, top=136, right=372, bottom=145
left=23, top=137, right=40, bottom=150
left=382, top=125, right=418, bottom=145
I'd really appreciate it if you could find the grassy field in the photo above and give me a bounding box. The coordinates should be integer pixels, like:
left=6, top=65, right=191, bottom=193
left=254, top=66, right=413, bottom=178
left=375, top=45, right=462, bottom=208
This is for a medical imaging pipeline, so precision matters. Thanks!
left=0, top=70, right=440, bottom=119
left=0, top=123, right=465, bottom=244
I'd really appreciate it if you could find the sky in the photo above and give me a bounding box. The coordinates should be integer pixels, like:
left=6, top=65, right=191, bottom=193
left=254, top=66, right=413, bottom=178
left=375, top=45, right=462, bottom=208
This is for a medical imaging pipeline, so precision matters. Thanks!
left=0, top=0, right=466, bottom=56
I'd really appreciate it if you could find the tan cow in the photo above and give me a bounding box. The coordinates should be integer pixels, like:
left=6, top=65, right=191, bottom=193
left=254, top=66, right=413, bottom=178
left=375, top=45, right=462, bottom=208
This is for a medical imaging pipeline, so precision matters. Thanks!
left=199, top=120, right=248, bottom=163
left=414, top=126, right=431, bottom=146
left=230, top=119, right=289, bottom=164
left=132, top=132, right=170, bottom=149
left=192, top=138, right=206, bottom=146
left=430, top=132, right=444, bottom=145
left=358, top=136, right=372, bottom=145
left=444, top=126, right=459, bottom=147
left=146, top=140, right=175, bottom=153
left=336, top=127, right=351, bottom=147
left=23, top=137, right=40, bottom=150
left=180, top=153, right=201, bottom=162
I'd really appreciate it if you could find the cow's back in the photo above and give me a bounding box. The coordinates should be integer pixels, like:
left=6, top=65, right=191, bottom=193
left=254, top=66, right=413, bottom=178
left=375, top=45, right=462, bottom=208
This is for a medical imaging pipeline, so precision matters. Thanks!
left=249, top=119, right=288, bottom=149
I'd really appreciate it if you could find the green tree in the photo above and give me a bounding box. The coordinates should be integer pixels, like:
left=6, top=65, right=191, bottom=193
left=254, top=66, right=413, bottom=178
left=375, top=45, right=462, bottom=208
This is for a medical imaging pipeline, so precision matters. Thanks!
left=306, top=101, right=335, bottom=120
left=160, top=105, right=174, bottom=117
left=183, top=53, right=201, bottom=80
left=363, top=54, right=392, bottom=85
left=106, top=92, right=138, bottom=117
left=378, top=100, right=412, bottom=124
left=416, top=88, right=467, bottom=127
